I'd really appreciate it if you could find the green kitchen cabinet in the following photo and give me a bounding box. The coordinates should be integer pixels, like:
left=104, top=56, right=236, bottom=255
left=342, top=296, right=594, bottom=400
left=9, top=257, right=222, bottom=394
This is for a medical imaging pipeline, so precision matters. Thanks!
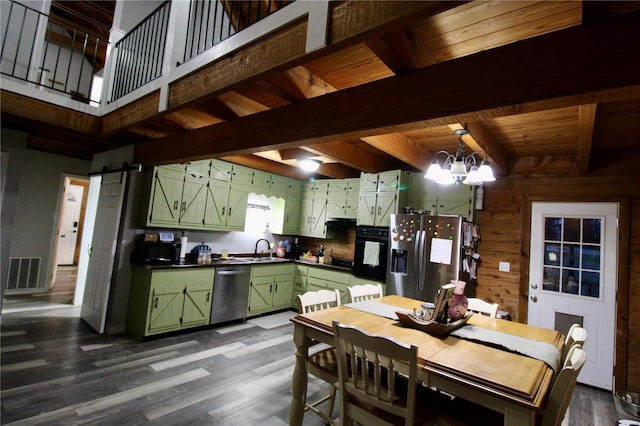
left=178, top=172, right=207, bottom=228
left=147, top=165, right=185, bottom=226
left=407, top=172, right=475, bottom=220
left=292, top=264, right=308, bottom=308
left=203, top=178, right=232, bottom=230
left=269, top=173, right=289, bottom=196
left=357, top=170, right=409, bottom=227
left=127, top=267, right=214, bottom=340
left=251, top=169, right=271, bottom=193
left=327, top=178, right=360, bottom=219
left=230, top=163, right=254, bottom=187
left=202, top=180, right=249, bottom=231
left=283, top=193, right=301, bottom=235
left=225, top=184, right=249, bottom=230
left=307, top=266, right=352, bottom=305
left=299, top=194, right=327, bottom=238
left=210, top=159, right=233, bottom=181
left=299, top=180, right=328, bottom=238
left=247, top=264, right=294, bottom=316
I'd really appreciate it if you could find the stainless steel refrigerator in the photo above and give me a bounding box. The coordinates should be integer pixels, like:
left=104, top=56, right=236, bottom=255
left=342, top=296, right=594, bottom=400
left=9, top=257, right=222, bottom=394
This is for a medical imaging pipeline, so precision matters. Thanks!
left=388, top=214, right=464, bottom=302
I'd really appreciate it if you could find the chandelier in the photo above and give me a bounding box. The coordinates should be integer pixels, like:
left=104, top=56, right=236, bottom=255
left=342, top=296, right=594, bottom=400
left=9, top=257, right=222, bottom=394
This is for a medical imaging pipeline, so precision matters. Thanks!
left=424, top=129, right=495, bottom=185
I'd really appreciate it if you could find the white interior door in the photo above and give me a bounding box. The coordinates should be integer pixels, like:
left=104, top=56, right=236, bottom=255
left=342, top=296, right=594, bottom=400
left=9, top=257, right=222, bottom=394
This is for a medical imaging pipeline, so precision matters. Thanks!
left=56, top=182, right=84, bottom=265
left=80, top=172, right=126, bottom=334
left=528, top=202, right=617, bottom=390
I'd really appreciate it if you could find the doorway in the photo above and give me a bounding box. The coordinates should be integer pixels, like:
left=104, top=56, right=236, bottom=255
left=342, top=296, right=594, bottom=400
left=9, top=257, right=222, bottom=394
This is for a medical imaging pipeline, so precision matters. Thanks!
left=50, top=175, right=89, bottom=300
left=528, top=202, right=618, bottom=391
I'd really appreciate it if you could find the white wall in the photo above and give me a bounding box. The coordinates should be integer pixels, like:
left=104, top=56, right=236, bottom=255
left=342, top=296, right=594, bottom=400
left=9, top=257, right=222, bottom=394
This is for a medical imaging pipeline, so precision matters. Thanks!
left=6, top=146, right=90, bottom=294
left=116, top=0, right=164, bottom=32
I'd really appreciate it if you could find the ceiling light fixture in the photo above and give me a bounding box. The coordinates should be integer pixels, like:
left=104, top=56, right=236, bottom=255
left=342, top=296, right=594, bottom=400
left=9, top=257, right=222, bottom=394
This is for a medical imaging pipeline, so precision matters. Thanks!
left=298, top=158, right=321, bottom=172
left=424, top=129, right=495, bottom=185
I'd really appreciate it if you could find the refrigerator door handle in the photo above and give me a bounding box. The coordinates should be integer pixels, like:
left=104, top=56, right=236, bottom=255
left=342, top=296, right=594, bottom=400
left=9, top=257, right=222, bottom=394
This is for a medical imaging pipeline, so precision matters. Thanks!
left=416, top=230, right=426, bottom=297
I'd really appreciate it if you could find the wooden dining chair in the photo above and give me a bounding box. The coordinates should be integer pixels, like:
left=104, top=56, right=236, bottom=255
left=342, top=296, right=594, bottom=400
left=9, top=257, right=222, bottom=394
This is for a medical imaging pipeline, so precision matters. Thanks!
left=466, top=297, right=499, bottom=318
left=347, top=283, right=384, bottom=303
left=561, top=324, right=587, bottom=362
left=540, top=346, right=587, bottom=426
left=438, top=346, right=587, bottom=426
left=297, top=289, right=342, bottom=425
left=332, top=320, right=442, bottom=426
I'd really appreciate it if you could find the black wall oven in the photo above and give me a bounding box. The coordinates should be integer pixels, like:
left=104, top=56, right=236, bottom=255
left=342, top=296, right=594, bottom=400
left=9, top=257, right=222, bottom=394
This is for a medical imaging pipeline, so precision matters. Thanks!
left=352, top=226, right=389, bottom=282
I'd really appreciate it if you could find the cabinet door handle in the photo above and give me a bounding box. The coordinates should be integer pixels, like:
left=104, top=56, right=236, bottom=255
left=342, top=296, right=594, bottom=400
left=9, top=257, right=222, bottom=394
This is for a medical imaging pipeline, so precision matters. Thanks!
left=206, top=292, right=210, bottom=302
left=378, top=206, right=382, bottom=216
left=275, top=284, right=278, bottom=292
left=174, top=201, right=178, bottom=210
left=222, top=206, right=225, bottom=215
left=228, top=207, right=232, bottom=216
left=270, top=284, right=273, bottom=293
left=154, top=297, right=158, bottom=309
left=370, top=207, right=375, bottom=215
left=182, top=201, right=186, bottom=211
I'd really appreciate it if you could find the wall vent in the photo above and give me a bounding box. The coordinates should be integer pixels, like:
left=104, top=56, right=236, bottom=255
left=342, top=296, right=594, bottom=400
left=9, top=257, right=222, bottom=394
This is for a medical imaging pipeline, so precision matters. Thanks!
left=5, top=257, right=41, bottom=291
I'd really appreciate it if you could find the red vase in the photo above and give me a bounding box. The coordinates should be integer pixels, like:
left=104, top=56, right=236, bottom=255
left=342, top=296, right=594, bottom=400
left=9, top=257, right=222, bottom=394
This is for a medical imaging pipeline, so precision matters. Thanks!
left=448, top=281, right=468, bottom=321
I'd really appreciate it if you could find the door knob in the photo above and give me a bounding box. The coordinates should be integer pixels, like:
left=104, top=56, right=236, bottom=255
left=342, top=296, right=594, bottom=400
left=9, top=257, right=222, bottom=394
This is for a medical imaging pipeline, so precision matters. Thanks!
left=530, top=295, right=538, bottom=303
left=531, top=283, right=538, bottom=289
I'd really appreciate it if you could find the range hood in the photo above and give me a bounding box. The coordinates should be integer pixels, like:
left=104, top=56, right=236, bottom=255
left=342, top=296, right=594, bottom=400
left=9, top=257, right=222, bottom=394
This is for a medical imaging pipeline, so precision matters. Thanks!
left=325, top=218, right=357, bottom=227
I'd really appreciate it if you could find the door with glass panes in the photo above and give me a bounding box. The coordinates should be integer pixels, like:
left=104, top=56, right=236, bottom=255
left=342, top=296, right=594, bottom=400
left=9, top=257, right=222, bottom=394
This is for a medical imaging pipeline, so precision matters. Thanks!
left=528, top=202, right=617, bottom=390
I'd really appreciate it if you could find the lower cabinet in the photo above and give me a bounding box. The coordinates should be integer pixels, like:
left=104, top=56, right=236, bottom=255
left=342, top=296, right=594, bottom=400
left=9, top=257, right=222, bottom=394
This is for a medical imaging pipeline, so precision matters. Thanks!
left=127, top=267, right=214, bottom=340
left=296, top=264, right=387, bottom=306
left=248, top=264, right=294, bottom=316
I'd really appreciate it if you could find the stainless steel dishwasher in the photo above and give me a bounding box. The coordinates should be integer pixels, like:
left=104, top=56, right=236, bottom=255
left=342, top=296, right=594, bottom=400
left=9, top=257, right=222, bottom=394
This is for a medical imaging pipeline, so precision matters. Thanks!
left=210, top=265, right=251, bottom=324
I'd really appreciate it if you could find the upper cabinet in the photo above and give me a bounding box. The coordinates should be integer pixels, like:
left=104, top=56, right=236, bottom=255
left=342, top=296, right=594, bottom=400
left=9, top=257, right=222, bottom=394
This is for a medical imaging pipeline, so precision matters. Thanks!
left=327, top=178, right=360, bottom=219
left=407, top=172, right=475, bottom=221
left=144, top=160, right=475, bottom=234
left=357, top=170, right=410, bottom=227
left=298, top=180, right=329, bottom=238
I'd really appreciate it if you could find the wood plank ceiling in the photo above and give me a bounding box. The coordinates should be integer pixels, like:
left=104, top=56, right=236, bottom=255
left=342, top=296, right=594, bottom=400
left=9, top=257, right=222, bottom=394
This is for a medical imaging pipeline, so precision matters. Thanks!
left=3, top=1, right=640, bottom=181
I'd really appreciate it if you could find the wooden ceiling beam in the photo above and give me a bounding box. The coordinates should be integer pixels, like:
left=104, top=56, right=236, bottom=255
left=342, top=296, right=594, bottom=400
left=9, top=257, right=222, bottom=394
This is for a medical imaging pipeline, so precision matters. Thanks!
left=216, top=91, right=269, bottom=117
left=365, top=24, right=437, bottom=75
left=133, top=11, right=640, bottom=166
left=361, top=133, right=433, bottom=171
left=577, top=103, right=597, bottom=174
left=221, top=154, right=310, bottom=180
left=0, top=90, right=100, bottom=134
left=303, top=141, right=395, bottom=173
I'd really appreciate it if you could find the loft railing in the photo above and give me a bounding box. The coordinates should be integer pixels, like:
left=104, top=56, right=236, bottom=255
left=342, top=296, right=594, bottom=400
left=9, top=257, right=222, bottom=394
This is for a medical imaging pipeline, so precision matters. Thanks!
left=0, top=0, right=109, bottom=105
left=108, top=1, right=171, bottom=103
left=181, top=0, right=295, bottom=65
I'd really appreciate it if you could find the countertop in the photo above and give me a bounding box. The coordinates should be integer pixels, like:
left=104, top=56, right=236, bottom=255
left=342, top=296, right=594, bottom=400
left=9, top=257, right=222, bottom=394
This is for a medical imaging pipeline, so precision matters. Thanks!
left=136, top=257, right=352, bottom=272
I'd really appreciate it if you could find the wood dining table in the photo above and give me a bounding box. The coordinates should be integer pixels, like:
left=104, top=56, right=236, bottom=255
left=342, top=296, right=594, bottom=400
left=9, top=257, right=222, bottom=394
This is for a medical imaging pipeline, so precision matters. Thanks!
left=288, top=295, right=564, bottom=426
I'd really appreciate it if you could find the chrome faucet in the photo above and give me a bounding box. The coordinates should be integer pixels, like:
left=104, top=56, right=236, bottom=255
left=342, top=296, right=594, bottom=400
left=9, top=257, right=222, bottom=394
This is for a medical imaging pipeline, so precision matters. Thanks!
left=254, top=238, right=272, bottom=258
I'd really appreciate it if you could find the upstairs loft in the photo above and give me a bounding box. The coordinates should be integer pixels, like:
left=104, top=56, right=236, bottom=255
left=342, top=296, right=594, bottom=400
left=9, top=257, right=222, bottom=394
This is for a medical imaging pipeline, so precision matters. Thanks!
left=2, top=0, right=640, bottom=181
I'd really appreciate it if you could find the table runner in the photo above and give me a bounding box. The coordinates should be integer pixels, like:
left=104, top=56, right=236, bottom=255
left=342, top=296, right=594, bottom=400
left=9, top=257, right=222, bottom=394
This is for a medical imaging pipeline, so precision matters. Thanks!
left=345, top=299, right=561, bottom=373
left=451, top=325, right=561, bottom=373
left=345, top=300, right=413, bottom=320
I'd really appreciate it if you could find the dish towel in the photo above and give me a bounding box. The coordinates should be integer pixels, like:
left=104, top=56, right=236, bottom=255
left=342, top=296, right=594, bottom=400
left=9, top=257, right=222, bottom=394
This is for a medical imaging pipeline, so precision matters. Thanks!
left=451, top=325, right=561, bottom=373
left=363, top=241, right=380, bottom=266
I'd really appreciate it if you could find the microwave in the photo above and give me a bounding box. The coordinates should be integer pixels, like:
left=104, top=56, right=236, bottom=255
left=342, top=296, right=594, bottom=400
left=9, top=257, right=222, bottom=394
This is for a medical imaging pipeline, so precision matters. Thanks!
left=134, top=240, right=181, bottom=263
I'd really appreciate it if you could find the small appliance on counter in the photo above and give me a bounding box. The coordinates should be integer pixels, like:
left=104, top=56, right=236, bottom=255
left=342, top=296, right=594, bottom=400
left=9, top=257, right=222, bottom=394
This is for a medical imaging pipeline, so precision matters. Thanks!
left=132, top=233, right=181, bottom=264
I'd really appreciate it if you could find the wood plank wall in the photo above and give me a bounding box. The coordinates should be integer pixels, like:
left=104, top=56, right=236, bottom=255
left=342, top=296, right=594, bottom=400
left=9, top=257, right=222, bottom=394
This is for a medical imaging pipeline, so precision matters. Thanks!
left=476, top=174, right=639, bottom=391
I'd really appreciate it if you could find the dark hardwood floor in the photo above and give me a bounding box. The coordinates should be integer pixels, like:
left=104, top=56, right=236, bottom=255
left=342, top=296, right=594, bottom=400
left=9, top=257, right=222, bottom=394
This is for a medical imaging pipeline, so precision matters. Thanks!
left=1, top=272, right=621, bottom=425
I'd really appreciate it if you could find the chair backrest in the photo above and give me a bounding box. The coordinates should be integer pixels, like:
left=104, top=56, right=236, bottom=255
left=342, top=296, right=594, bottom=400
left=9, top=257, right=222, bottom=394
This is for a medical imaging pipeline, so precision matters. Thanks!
left=540, top=346, right=587, bottom=426
left=347, top=283, right=384, bottom=303
left=562, top=324, right=587, bottom=362
left=332, top=320, right=418, bottom=426
left=297, top=289, right=341, bottom=314
left=466, top=297, right=499, bottom=318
